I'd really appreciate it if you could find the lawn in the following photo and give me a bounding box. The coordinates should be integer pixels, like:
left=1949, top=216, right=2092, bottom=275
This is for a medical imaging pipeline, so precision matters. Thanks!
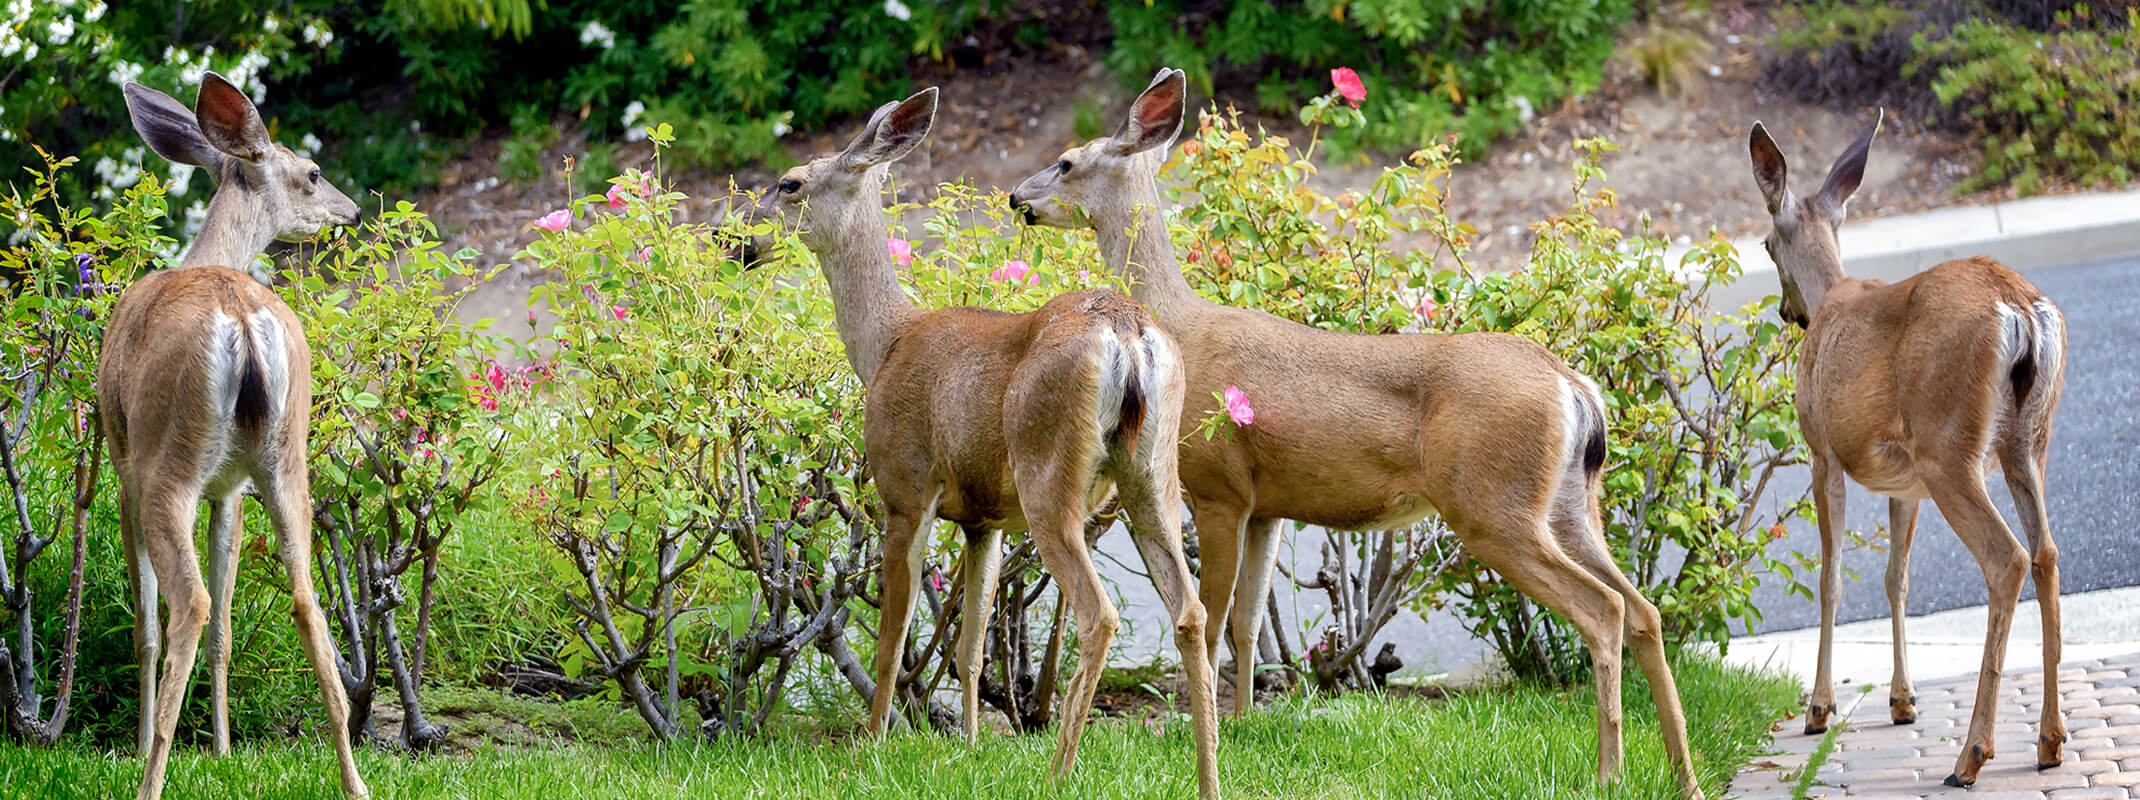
left=0, top=656, right=1795, bottom=799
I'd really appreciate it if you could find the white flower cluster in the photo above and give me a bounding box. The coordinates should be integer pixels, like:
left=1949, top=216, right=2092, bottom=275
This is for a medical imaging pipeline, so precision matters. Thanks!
left=298, top=132, right=322, bottom=158
left=1, top=0, right=39, bottom=60
left=46, top=15, right=74, bottom=46
left=580, top=20, right=616, bottom=51
left=182, top=199, right=209, bottom=240
left=107, top=59, right=143, bottom=86
left=84, top=1, right=104, bottom=23
left=301, top=21, right=334, bottom=47
left=621, top=100, right=646, bottom=142
left=883, top=0, right=911, bottom=22
left=92, top=146, right=146, bottom=201
left=223, top=50, right=273, bottom=101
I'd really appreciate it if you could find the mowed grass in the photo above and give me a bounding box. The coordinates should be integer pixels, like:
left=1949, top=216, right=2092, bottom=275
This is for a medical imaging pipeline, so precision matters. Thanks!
left=0, top=656, right=1796, bottom=800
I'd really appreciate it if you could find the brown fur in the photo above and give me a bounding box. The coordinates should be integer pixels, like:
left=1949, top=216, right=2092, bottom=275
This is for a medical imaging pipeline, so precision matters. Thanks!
left=746, top=89, right=1221, bottom=798
left=1011, top=68, right=1706, bottom=798
left=1751, top=115, right=2068, bottom=786
left=107, top=73, right=366, bottom=800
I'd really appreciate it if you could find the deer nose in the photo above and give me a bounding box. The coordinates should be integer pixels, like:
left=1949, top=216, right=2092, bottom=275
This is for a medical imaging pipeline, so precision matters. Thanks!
left=1006, top=192, right=1023, bottom=210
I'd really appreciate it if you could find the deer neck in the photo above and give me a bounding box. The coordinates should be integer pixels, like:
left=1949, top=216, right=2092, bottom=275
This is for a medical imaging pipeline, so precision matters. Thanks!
left=1789, top=257, right=1850, bottom=316
left=1097, top=186, right=1204, bottom=316
left=815, top=214, right=918, bottom=386
left=179, top=177, right=276, bottom=271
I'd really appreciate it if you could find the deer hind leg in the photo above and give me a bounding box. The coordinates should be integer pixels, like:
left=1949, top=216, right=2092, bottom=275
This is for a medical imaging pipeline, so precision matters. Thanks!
left=2002, top=444, right=2064, bottom=768
left=135, top=489, right=208, bottom=800
left=254, top=470, right=368, bottom=799
left=1022, top=497, right=1119, bottom=782
left=1806, top=458, right=1847, bottom=735
left=869, top=505, right=934, bottom=737
left=1226, top=517, right=1283, bottom=716
left=203, top=491, right=243, bottom=757
left=119, top=479, right=161, bottom=757
left=1927, top=469, right=2030, bottom=787
left=1117, top=465, right=1220, bottom=800
left=1464, top=513, right=1628, bottom=787
left=1884, top=497, right=1922, bottom=725
left=954, top=524, right=1003, bottom=744
left=1552, top=506, right=1704, bottom=800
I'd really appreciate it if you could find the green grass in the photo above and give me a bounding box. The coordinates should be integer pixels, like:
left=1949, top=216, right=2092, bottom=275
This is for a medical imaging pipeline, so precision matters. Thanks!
left=1791, top=721, right=1842, bottom=800
left=0, top=656, right=1796, bottom=799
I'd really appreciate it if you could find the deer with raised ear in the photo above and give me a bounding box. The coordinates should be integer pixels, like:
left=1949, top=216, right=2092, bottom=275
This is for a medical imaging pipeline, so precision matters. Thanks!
left=742, top=87, right=1221, bottom=799
left=1748, top=112, right=2067, bottom=788
left=1009, top=68, right=1706, bottom=798
left=106, top=73, right=366, bottom=800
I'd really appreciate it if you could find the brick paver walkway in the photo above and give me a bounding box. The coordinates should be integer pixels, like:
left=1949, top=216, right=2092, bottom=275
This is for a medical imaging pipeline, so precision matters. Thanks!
left=1731, top=651, right=2140, bottom=799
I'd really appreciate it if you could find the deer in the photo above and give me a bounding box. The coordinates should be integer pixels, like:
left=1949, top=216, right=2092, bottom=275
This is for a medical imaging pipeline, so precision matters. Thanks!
left=741, top=87, right=1221, bottom=799
left=1747, top=112, right=2067, bottom=787
left=107, top=73, right=367, bottom=800
left=1008, top=68, right=1707, bottom=798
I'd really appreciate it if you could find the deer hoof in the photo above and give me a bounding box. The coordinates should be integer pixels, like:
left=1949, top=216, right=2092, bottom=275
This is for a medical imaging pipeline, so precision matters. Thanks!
left=1889, top=694, right=1917, bottom=725
left=1948, top=742, right=1989, bottom=786
left=1943, top=772, right=1972, bottom=788
left=2038, top=732, right=2066, bottom=770
left=1803, top=702, right=1834, bottom=735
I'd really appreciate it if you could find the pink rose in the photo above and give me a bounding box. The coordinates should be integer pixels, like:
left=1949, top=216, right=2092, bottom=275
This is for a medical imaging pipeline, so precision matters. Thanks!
left=533, top=209, right=572, bottom=233
left=887, top=237, right=913, bottom=266
left=1223, top=385, right=1255, bottom=426
left=1330, top=67, right=1366, bottom=108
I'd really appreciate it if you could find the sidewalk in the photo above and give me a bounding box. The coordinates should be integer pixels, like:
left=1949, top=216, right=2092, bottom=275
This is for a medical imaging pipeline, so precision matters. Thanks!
left=1675, top=186, right=2140, bottom=310
left=1724, top=585, right=2140, bottom=799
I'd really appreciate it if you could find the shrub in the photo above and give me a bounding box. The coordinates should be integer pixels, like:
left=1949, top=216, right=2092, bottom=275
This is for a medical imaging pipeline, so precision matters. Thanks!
left=1105, top=0, right=1636, bottom=161
left=1764, top=0, right=2140, bottom=195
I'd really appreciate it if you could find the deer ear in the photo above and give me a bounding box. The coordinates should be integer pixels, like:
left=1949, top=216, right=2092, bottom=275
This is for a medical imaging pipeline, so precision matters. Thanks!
left=1748, top=122, right=1793, bottom=219
left=124, top=81, right=222, bottom=170
left=194, top=72, right=272, bottom=163
left=1110, top=68, right=1186, bottom=157
left=1816, top=109, right=1881, bottom=221
left=841, top=88, right=938, bottom=170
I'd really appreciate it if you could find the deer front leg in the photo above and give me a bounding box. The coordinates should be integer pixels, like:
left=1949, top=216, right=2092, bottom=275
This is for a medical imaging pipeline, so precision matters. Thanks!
left=1884, top=497, right=1920, bottom=725
left=954, top=524, right=1003, bottom=744
left=1805, top=459, right=1846, bottom=735
left=869, top=508, right=932, bottom=737
left=1228, top=517, right=1283, bottom=716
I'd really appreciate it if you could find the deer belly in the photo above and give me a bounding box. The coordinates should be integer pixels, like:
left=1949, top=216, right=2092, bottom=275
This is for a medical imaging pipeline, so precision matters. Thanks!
left=1354, top=492, right=1439, bottom=531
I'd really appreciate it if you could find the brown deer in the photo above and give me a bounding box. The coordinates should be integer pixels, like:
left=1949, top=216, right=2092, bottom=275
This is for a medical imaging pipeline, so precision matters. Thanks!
left=742, top=88, right=1220, bottom=799
left=1009, top=68, right=1704, bottom=798
left=1748, top=113, right=2067, bottom=787
left=108, top=73, right=366, bottom=800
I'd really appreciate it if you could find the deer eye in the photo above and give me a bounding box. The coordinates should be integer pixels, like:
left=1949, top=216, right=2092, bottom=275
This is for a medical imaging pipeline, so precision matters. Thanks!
left=308, top=169, right=322, bottom=185
left=1057, top=159, right=1073, bottom=175
left=779, top=179, right=802, bottom=194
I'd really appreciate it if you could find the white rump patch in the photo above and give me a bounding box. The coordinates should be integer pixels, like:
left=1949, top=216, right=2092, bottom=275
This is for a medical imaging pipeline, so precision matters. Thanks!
left=245, top=307, right=290, bottom=421
left=206, top=310, right=245, bottom=421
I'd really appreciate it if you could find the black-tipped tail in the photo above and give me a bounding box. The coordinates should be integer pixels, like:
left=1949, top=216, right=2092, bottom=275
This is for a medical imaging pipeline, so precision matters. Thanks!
left=1113, top=354, right=1146, bottom=457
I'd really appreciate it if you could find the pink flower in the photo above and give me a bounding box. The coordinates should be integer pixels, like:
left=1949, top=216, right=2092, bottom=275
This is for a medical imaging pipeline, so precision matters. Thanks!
left=526, top=308, right=538, bottom=326
left=606, top=184, right=630, bottom=210
left=485, top=363, right=508, bottom=390
left=1223, top=385, right=1255, bottom=426
left=633, top=246, right=652, bottom=263
left=887, top=237, right=913, bottom=266
left=1079, top=269, right=1092, bottom=282
left=391, top=408, right=408, bottom=421
left=989, top=260, right=1038, bottom=286
left=1330, top=67, right=1366, bottom=108
left=610, top=304, right=629, bottom=320
left=606, top=177, right=654, bottom=210
left=533, top=209, right=572, bottom=233
left=478, top=394, right=498, bottom=412
left=929, top=568, right=945, bottom=593
left=1414, top=295, right=1438, bottom=322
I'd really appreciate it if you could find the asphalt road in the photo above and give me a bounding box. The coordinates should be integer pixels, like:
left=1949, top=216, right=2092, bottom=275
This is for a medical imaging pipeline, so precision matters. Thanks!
left=1094, top=253, right=2140, bottom=673
left=1745, top=253, right=2140, bottom=633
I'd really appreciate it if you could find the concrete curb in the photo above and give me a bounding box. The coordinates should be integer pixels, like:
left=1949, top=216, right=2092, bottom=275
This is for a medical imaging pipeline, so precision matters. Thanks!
left=1721, top=584, right=2140, bottom=689
left=1674, top=187, right=2140, bottom=311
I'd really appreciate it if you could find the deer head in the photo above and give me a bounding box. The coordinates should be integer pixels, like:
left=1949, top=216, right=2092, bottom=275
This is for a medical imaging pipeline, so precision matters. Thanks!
left=1008, top=68, right=1186, bottom=231
left=123, top=72, right=359, bottom=278
left=1748, top=110, right=1880, bottom=328
left=743, top=88, right=937, bottom=266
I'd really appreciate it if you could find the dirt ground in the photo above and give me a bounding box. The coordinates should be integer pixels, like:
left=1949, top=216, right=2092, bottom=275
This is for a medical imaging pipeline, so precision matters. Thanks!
left=404, top=4, right=1993, bottom=329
